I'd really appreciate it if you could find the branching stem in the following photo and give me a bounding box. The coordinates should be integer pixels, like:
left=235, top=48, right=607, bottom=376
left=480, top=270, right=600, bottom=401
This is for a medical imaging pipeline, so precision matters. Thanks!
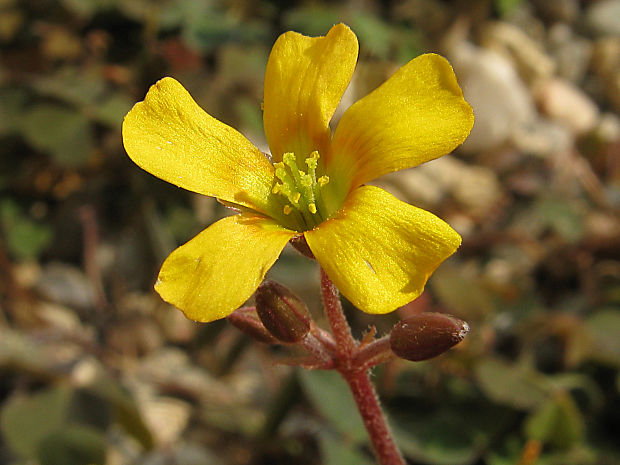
left=320, top=268, right=406, bottom=465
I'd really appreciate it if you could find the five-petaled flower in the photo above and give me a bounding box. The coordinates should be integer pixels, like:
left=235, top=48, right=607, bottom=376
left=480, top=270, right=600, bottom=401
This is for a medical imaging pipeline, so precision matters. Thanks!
left=122, top=24, right=474, bottom=322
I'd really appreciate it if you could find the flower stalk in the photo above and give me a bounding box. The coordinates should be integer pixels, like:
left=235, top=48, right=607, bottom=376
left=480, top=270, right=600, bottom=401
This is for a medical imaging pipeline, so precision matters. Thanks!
left=320, top=268, right=357, bottom=361
left=354, top=335, right=395, bottom=369
left=344, top=370, right=406, bottom=465
left=320, top=268, right=406, bottom=465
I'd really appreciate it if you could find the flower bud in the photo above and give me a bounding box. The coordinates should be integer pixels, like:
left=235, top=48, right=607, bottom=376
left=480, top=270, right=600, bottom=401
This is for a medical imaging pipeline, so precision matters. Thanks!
left=255, top=281, right=311, bottom=343
left=390, top=312, right=469, bottom=362
left=227, top=307, right=278, bottom=344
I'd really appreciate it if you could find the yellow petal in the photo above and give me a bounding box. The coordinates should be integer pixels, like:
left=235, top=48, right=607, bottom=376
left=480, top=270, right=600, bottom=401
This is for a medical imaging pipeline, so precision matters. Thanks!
left=305, top=185, right=461, bottom=314
left=155, top=215, right=295, bottom=322
left=330, top=53, right=474, bottom=191
left=123, top=77, right=276, bottom=214
left=263, top=23, right=358, bottom=160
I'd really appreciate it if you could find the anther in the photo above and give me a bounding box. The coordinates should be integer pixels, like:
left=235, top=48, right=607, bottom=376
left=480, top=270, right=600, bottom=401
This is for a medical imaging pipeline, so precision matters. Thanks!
left=306, top=157, right=318, bottom=170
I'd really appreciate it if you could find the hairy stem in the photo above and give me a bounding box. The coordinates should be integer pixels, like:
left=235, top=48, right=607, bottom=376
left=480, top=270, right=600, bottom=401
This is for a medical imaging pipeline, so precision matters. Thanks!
left=344, top=369, right=406, bottom=465
left=354, top=335, right=395, bottom=369
left=320, top=268, right=356, bottom=360
left=320, top=268, right=406, bottom=465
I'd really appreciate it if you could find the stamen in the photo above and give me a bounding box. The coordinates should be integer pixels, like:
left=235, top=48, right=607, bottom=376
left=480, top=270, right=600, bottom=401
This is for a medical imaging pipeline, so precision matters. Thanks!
left=271, top=150, right=329, bottom=229
left=278, top=181, right=293, bottom=198
left=299, top=174, right=315, bottom=205
left=305, top=151, right=319, bottom=172
left=274, top=162, right=299, bottom=206
left=283, top=153, right=303, bottom=187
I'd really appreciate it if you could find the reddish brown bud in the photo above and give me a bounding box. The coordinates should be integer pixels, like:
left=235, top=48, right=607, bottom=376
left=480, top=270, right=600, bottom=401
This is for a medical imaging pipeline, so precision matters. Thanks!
left=227, top=307, right=278, bottom=344
left=390, top=312, right=469, bottom=362
left=255, top=281, right=311, bottom=343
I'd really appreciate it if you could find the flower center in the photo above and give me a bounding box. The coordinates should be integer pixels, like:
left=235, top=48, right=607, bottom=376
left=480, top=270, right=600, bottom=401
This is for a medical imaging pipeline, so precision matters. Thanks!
left=272, top=151, right=330, bottom=231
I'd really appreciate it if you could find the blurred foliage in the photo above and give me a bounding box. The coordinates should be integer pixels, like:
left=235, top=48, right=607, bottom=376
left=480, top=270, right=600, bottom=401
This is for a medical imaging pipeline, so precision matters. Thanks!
left=0, top=0, right=619, bottom=464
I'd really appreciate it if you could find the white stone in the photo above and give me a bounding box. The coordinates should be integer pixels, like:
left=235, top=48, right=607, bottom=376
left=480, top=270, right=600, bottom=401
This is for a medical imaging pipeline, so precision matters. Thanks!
left=449, top=42, right=538, bottom=153
left=534, top=78, right=600, bottom=134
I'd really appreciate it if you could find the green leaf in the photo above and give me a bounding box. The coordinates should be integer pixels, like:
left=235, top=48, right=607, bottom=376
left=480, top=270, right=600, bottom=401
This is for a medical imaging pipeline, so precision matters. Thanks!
left=534, top=197, right=585, bottom=243
left=494, top=0, right=524, bottom=17
left=164, top=205, right=201, bottom=243
left=485, top=436, right=525, bottom=465
left=431, top=264, right=495, bottom=318
left=545, top=373, right=604, bottom=411
left=87, top=376, right=154, bottom=449
left=235, top=97, right=264, bottom=137
left=350, top=12, right=393, bottom=58
left=0, top=199, right=52, bottom=260
left=91, top=92, right=134, bottom=128
left=31, top=68, right=133, bottom=129
left=0, top=87, right=29, bottom=134
left=319, top=432, right=375, bottom=465
left=37, top=425, right=106, bottom=465
left=283, top=5, right=341, bottom=37
left=183, top=13, right=268, bottom=53
left=32, top=68, right=106, bottom=108
left=67, top=389, right=113, bottom=430
left=0, top=386, right=73, bottom=459
left=18, top=104, right=94, bottom=166
left=475, top=358, right=550, bottom=410
left=524, top=393, right=584, bottom=449
left=394, top=29, right=423, bottom=64
left=118, top=0, right=199, bottom=29
left=391, top=408, right=491, bottom=465
left=585, top=309, right=620, bottom=367
left=298, top=369, right=367, bottom=444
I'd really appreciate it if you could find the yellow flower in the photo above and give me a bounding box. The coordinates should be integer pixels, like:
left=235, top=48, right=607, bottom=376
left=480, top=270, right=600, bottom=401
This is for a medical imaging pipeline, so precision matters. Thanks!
left=122, top=24, right=474, bottom=322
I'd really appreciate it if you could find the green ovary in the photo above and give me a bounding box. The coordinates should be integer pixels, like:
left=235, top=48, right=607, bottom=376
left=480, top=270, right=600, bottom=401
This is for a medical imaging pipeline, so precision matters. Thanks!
left=271, top=151, right=330, bottom=231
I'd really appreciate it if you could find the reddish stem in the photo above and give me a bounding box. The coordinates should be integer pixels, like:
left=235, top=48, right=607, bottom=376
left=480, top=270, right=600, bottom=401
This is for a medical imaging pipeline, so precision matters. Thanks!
left=320, top=268, right=406, bottom=465
left=354, top=335, right=395, bottom=369
left=344, top=369, right=406, bottom=465
left=300, top=333, right=335, bottom=369
left=320, top=268, right=356, bottom=360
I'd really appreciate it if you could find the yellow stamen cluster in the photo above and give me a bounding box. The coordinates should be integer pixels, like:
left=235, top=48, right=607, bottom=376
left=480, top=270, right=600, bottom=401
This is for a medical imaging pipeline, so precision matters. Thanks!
left=272, top=151, right=330, bottom=229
